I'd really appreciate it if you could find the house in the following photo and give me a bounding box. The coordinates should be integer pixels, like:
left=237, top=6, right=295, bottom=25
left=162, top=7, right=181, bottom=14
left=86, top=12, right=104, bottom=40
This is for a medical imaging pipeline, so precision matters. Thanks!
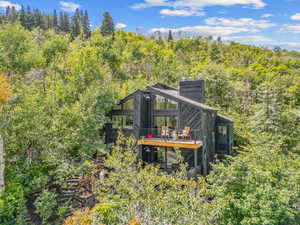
left=105, top=80, right=233, bottom=175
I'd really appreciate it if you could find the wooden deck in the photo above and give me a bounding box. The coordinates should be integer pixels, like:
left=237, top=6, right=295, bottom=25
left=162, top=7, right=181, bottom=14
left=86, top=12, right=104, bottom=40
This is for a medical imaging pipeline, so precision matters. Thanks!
left=138, top=138, right=203, bottom=149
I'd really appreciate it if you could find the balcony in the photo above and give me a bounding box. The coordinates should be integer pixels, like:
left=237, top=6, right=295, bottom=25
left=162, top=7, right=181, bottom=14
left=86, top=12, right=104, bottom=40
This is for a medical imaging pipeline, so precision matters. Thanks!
left=138, top=128, right=203, bottom=150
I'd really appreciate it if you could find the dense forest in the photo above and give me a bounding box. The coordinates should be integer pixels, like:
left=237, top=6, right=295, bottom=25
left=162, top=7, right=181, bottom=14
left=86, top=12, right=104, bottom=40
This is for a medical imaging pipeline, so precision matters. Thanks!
left=0, top=6, right=299, bottom=225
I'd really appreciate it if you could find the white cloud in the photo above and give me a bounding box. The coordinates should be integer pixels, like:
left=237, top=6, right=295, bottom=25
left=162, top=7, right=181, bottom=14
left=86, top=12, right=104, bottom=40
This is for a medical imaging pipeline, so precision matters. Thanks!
left=222, top=35, right=272, bottom=43
left=132, top=0, right=266, bottom=10
left=59, top=1, right=80, bottom=12
left=280, top=24, right=300, bottom=33
left=160, top=9, right=204, bottom=16
left=205, top=17, right=276, bottom=31
left=0, top=1, right=21, bottom=10
left=151, top=25, right=253, bottom=36
left=272, top=42, right=300, bottom=51
left=261, top=13, right=273, bottom=18
left=116, top=23, right=127, bottom=29
left=284, top=42, right=300, bottom=48
left=291, top=13, right=300, bottom=20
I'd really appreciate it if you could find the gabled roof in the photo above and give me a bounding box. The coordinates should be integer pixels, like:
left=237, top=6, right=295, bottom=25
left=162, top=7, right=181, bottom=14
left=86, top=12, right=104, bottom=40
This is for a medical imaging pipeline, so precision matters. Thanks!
left=119, top=89, right=145, bottom=104
left=217, top=114, right=233, bottom=123
left=148, top=85, right=218, bottom=112
left=152, top=83, right=178, bottom=91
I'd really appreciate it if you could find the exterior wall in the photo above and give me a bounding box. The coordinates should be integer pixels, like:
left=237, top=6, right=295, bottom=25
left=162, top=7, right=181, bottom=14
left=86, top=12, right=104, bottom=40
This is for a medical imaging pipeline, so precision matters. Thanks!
left=179, top=80, right=205, bottom=103
left=178, top=103, right=201, bottom=131
left=105, top=85, right=233, bottom=176
left=149, top=93, right=179, bottom=129
left=215, top=115, right=233, bottom=158
left=105, top=91, right=144, bottom=143
left=206, top=111, right=217, bottom=172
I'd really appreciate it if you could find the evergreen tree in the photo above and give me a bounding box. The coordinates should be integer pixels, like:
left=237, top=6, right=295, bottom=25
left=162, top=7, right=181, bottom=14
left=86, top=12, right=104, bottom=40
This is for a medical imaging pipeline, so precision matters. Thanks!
left=58, top=12, right=64, bottom=31
left=10, top=7, right=17, bottom=22
left=63, top=13, right=70, bottom=32
left=167, top=30, right=173, bottom=42
left=5, top=7, right=10, bottom=20
left=100, top=12, right=114, bottom=36
left=79, top=10, right=84, bottom=24
left=59, top=12, right=70, bottom=33
left=33, top=9, right=43, bottom=28
left=81, top=10, right=91, bottom=40
left=53, top=10, right=58, bottom=30
left=19, top=6, right=27, bottom=28
left=26, top=6, right=35, bottom=30
left=70, top=12, right=81, bottom=40
left=44, top=15, right=52, bottom=30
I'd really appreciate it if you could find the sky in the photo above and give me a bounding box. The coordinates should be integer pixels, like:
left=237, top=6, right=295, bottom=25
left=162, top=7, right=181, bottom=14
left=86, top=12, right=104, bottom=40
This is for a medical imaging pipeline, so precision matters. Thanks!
left=2, top=0, right=300, bottom=50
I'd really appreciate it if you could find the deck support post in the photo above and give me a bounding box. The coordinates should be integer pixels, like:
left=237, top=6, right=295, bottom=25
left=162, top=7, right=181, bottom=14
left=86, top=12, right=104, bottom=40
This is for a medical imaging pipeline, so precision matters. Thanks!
left=164, top=147, right=167, bottom=170
left=194, top=148, right=198, bottom=169
left=202, top=136, right=208, bottom=175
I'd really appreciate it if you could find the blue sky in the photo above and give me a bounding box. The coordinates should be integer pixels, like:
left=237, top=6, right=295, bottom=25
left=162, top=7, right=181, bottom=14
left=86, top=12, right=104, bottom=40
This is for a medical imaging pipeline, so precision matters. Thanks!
left=2, top=0, right=300, bottom=50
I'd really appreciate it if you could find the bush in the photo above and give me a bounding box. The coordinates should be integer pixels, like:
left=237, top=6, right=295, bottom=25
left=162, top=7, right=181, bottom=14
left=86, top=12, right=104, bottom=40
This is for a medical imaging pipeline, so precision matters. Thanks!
left=34, top=190, right=57, bottom=225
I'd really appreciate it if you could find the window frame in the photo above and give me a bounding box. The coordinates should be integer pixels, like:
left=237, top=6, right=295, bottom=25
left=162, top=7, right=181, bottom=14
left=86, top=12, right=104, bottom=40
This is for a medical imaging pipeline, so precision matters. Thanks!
left=111, top=115, right=134, bottom=129
left=154, top=95, right=178, bottom=110
left=113, top=97, right=135, bottom=111
left=153, top=115, right=178, bottom=129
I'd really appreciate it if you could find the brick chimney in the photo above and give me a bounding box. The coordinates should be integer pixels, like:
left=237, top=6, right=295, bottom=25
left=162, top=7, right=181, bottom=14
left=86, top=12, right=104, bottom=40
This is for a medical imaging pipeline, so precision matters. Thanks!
left=179, top=80, right=205, bottom=103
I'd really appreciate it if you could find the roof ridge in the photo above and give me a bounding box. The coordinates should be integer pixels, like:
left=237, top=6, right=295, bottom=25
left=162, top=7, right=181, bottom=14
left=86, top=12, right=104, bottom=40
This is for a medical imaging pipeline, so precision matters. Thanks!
left=149, top=86, right=218, bottom=112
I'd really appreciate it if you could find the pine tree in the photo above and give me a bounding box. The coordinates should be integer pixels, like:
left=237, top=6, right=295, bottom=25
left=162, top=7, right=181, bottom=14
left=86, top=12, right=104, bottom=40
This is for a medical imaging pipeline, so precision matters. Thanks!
left=53, top=10, right=58, bottom=30
left=19, top=5, right=26, bottom=28
left=26, top=6, right=34, bottom=30
left=167, top=30, right=173, bottom=42
left=71, top=11, right=81, bottom=40
left=63, top=13, right=70, bottom=32
left=44, top=15, right=52, bottom=30
left=59, top=12, right=64, bottom=31
left=33, top=9, right=43, bottom=28
left=10, top=7, right=17, bottom=22
left=79, top=10, right=84, bottom=24
left=100, top=12, right=114, bottom=36
left=5, top=7, right=10, bottom=20
left=59, top=12, right=70, bottom=33
left=81, top=10, right=91, bottom=40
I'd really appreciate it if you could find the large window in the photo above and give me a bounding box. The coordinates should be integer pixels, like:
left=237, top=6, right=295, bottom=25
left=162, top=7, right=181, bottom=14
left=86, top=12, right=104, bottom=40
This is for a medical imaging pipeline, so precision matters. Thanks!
left=123, top=99, right=134, bottom=110
left=218, top=125, right=227, bottom=136
left=112, top=115, right=134, bottom=129
left=154, top=95, right=178, bottom=110
left=154, top=116, right=178, bottom=129
left=113, top=98, right=134, bottom=111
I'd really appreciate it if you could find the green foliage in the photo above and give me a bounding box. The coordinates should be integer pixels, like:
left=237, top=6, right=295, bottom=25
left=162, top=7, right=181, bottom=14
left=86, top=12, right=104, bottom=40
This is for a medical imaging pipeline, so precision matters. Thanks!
left=100, top=12, right=114, bottom=37
left=209, top=141, right=300, bottom=225
left=70, top=9, right=80, bottom=41
left=0, top=20, right=298, bottom=225
left=43, top=35, right=69, bottom=64
left=81, top=11, right=91, bottom=40
left=0, top=182, right=29, bottom=225
left=0, top=24, right=42, bottom=74
left=4, top=5, right=91, bottom=36
left=34, top=190, right=57, bottom=225
left=92, top=202, right=123, bottom=225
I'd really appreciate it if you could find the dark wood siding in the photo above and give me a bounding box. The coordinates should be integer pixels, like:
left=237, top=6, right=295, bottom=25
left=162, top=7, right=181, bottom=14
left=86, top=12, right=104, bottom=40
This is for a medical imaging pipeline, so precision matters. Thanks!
left=178, top=103, right=201, bottom=130
left=179, top=80, right=205, bottom=103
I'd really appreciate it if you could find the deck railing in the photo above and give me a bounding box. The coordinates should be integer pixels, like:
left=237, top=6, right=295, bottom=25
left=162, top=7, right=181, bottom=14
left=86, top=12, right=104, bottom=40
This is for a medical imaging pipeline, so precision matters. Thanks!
left=139, top=128, right=202, bottom=144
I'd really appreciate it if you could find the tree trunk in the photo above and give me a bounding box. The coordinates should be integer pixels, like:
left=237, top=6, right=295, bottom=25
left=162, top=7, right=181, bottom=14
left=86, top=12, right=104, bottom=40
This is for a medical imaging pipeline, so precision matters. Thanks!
left=0, top=134, right=4, bottom=192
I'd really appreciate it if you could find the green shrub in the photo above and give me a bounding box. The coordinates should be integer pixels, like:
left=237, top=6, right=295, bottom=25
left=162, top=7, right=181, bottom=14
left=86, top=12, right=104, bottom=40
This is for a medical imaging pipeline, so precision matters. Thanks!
left=34, top=190, right=57, bottom=225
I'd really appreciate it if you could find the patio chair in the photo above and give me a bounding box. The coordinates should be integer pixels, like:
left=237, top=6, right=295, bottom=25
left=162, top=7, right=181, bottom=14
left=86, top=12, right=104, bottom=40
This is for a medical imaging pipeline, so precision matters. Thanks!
left=178, top=126, right=191, bottom=140
left=161, top=126, right=171, bottom=140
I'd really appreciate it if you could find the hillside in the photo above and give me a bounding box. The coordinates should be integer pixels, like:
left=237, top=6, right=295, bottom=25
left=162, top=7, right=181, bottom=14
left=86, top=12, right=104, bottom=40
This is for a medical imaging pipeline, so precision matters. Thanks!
left=0, top=21, right=299, bottom=225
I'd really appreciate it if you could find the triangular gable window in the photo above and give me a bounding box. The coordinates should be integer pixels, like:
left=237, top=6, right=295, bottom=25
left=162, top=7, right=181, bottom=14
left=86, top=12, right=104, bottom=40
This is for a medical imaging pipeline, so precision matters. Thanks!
left=154, top=95, right=177, bottom=110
